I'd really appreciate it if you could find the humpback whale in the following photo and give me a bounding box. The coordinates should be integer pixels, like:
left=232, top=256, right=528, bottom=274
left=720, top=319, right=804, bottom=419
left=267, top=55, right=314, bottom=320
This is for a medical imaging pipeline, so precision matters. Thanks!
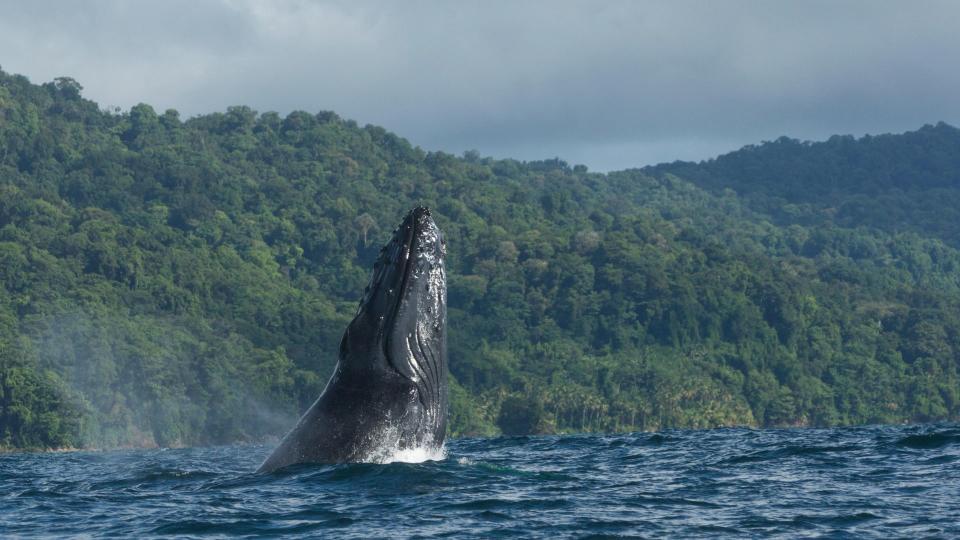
left=258, top=207, right=447, bottom=472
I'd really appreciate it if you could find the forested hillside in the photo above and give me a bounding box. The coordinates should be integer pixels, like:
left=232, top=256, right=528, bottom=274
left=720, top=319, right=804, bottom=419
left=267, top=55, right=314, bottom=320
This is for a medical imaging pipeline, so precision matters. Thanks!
left=1, top=69, right=958, bottom=449
left=645, top=124, right=960, bottom=244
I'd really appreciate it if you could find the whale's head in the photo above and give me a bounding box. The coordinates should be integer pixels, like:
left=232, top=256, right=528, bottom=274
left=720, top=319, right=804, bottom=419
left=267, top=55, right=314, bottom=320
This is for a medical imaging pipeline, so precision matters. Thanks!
left=339, top=206, right=447, bottom=443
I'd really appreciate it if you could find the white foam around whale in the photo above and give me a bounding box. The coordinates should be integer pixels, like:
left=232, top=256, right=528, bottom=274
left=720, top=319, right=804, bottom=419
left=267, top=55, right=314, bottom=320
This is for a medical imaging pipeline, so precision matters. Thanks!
left=360, top=424, right=447, bottom=464
left=376, top=444, right=447, bottom=464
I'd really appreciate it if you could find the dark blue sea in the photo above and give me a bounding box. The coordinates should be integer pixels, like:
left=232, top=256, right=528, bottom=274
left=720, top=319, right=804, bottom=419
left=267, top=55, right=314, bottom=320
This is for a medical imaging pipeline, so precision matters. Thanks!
left=2, top=424, right=958, bottom=538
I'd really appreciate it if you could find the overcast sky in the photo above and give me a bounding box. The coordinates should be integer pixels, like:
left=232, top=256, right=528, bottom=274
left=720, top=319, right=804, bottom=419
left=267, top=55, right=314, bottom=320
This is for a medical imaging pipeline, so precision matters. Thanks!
left=1, top=1, right=958, bottom=171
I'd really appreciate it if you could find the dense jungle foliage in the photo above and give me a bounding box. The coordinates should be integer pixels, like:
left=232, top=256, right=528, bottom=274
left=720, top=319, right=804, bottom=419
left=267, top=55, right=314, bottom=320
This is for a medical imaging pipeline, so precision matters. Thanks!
left=1, top=69, right=958, bottom=449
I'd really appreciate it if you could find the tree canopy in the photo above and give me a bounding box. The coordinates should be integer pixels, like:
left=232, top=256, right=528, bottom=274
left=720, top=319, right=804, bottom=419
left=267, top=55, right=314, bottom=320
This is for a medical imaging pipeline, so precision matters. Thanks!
left=0, top=69, right=958, bottom=449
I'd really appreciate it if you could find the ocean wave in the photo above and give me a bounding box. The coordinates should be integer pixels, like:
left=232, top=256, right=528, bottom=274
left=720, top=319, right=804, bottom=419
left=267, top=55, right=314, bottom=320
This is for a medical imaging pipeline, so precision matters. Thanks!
left=2, top=424, right=959, bottom=538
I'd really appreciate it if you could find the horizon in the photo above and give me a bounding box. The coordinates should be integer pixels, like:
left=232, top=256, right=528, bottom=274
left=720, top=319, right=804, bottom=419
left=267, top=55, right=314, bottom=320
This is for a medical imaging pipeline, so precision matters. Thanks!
left=2, top=1, right=959, bottom=171
left=6, top=66, right=955, bottom=174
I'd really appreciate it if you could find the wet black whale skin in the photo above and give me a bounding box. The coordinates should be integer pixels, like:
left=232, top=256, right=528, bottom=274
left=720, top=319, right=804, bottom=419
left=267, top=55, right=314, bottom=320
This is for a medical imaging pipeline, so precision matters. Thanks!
left=258, top=207, right=447, bottom=472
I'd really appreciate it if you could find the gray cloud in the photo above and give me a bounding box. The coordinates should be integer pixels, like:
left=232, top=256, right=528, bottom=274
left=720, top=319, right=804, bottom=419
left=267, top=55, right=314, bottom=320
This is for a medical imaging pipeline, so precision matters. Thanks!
left=2, top=0, right=959, bottom=170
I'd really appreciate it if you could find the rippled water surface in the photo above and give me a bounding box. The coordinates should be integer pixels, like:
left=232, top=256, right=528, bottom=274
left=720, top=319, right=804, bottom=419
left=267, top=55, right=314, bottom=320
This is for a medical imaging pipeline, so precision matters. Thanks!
left=2, top=424, right=959, bottom=538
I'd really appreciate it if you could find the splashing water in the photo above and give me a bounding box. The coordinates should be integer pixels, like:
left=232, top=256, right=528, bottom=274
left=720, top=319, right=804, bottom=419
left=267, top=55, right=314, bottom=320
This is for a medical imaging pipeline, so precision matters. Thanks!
left=360, top=424, right=447, bottom=464
left=375, top=444, right=448, bottom=464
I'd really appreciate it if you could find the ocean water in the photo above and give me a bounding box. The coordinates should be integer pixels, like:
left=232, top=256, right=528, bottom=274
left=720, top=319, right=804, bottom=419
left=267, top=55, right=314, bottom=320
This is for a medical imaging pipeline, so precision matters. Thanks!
left=1, top=424, right=958, bottom=538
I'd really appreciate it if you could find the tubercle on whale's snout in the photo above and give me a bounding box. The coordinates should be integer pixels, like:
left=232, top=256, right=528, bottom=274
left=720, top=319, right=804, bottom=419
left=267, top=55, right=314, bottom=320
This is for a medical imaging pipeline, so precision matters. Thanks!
left=358, top=207, right=444, bottom=308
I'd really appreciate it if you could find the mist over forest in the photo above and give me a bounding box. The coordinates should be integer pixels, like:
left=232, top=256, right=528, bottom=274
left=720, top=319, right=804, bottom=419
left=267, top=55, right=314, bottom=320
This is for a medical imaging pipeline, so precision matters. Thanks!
left=1, top=70, right=959, bottom=449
